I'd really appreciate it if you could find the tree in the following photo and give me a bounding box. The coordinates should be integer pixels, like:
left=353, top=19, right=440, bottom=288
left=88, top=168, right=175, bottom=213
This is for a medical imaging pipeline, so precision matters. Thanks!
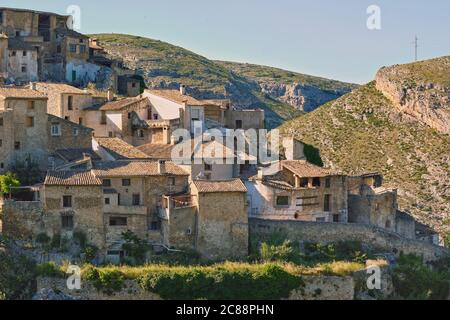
left=11, top=156, right=41, bottom=186
left=0, top=172, right=20, bottom=196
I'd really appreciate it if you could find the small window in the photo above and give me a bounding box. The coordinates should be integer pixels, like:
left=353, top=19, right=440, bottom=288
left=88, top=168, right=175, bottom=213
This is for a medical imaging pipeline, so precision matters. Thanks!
left=61, top=215, right=74, bottom=229
left=204, top=163, right=212, bottom=171
left=316, top=217, right=326, bottom=222
left=131, top=82, right=137, bottom=88
left=333, top=214, right=339, bottom=223
left=168, top=177, right=176, bottom=186
left=0, top=117, right=3, bottom=126
left=11, top=51, right=16, bottom=57
left=63, top=195, right=72, bottom=208
left=73, top=128, right=79, bottom=136
left=68, top=96, right=73, bottom=110
left=51, top=124, right=61, bottom=136
left=28, top=100, right=35, bottom=110
left=324, top=194, right=331, bottom=212
left=23, top=51, right=27, bottom=57
left=276, top=196, right=289, bottom=207
left=300, top=178, right=309, bottom=188
left=65, top=116, right=69, bottom=121
left=102, top=179, right=111, bottom=187
left=0, top=139, right=2, bottom=147
left=100, top=111, right=107, bottom=125
left=69, top=44, right=77, bottom=53
left=122, top=179, right=131, bottom=187
left=132, top=194, right=140, bottom=206
left=312, top=177, right=321, bottom=187
left=26, top=116, right=34, bottom=127
left=15, top=31, right=20, bottom=37
left=56, top=45, right=61, bottom=53
left=150, top=221, right=159, bottom=230
left=105, top=197, right=110, bottom=205
left=79, top=45, right=86, bottom=54
left=153, top=114, right=158, bottom=120
left=109, top=217, right=127, bottom=226
left=235, top=120, right=243, bottom=129
left=14, top=141, right=20, bottom=150
left=78, top=118, right=83, bottom=125
left=21, top=65, right=27, bottom=73
left=325, top=178, right=331, bottom=188
left=385, top=220, right=391, bottom=229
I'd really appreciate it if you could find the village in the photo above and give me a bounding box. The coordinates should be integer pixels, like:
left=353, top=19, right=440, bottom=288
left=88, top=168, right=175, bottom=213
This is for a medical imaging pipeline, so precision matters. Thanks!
left=0, top=7, right=445, bottom=268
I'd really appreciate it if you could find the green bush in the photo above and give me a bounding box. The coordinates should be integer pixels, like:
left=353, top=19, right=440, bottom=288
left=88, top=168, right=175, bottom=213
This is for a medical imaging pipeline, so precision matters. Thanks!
left=121, top=231, right=150, bottom=265
left=73, top=231, right=87, bottom=249
left=260, top=240, right=295, bottom=262
left=82, top=245, right=98, bottom=263
left=35, top=233, right=51, bottom=245
left=392, top=254, right=450, bottom=300
left=83, top=267, right=124, bottom=295
left=138, top=264, right=304, bottom=300
left=36, top=262, right=64, bottom=278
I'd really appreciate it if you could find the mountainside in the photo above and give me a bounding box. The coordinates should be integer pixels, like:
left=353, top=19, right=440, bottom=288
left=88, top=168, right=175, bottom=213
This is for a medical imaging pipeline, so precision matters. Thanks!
left=280, top=56, right=450, bottom=235
left=215, top=61, right=357, bottom=112
left=89, top=34, right=355, bottom=128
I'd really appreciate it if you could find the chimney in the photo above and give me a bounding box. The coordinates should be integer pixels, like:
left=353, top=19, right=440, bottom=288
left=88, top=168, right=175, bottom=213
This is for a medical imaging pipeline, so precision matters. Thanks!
left=158, top=160, right=166, bottom=175
left=180, top=84, right=186, bottom=95
left=107, top=87, right=114, bottom=102
left=30, top=82, right=37, bottom=91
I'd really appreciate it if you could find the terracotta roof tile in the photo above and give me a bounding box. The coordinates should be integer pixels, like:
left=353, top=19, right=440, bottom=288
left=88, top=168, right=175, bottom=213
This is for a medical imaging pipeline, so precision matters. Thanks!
left=54, top=148, right=101, bottom=162
left=282, top=160, right=341, bottom=178
left=45, top=170, right=102, bottom=186
left=85, top=97, right=147, bottom=111
left=35, top=82, right=88, bottom=95
left=137, top=143, right=175, bottom=160
left=0, top=87, right=47, bottom=99
left=147, top=89, right=222, bottom=107
left=93, top=160, right=189, bottom=177
left=193, top=179, right=247, bottom=193
left=95, top=138, right=149, bottom=160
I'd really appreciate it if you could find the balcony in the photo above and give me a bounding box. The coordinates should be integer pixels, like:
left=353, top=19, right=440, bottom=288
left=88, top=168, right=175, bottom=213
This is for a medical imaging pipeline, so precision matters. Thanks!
left=158, top=195, right=196, bottom=220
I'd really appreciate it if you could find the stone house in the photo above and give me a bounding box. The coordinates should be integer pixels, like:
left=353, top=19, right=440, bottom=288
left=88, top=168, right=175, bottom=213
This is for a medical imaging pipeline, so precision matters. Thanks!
left=5, top=38, right=39, bottom=82
left=0, top=86, right=48, bottom=172
left=159, top=178, right=249, bottom=259
left=35, top=82, right=93, bottom=124
left=245, top=160, right=348, bottom=223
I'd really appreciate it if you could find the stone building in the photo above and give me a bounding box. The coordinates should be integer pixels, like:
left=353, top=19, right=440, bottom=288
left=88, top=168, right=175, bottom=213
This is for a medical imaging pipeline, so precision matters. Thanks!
left=0, top=86, right=48, bottom=172
left=246, top=160, right=348, bottom=223
left=160, top=178, right=249, bottom=259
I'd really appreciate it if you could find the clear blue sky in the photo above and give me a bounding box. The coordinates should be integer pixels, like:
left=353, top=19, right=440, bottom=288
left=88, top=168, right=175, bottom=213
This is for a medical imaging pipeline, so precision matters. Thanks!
left=2, top=0, right=449, bottom=84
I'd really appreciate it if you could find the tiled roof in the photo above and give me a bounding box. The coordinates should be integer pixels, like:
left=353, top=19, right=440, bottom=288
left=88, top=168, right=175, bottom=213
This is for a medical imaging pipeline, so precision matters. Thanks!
left=84, top=97, right=147, bottom=111
left=193, top=179, right=247, bottom=193
left=174, top=139, right=236, bottom=160
left=147, top=89, right=222, bottom=107
left=55, top=27, right=88, bottom=39
left=54, top=148, right=101, bottom=162
left=8, top=38, right=37, bottom=50
left=137, top=143, right=175, bottom=160
left=95, top=138, right=149, bottom=160
left=282, top=160, right=341, bottom=178
left=45, top=170, right=102, bottom=186
left=93, top=160, right=189, bottom=177
left=35, top=82, right=88, bottom=95
left=0, top=87, right=47, bottom=99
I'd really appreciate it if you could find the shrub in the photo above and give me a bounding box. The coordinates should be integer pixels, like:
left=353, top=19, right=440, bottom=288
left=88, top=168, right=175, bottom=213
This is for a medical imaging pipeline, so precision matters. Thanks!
left=36, top=262, right=64, bottom=278
left=392, top=254, right=450, bottom=300
left=260, top=240, right=295, bottom=262
left=121, top=231, right=149, bottom=265
left=83, top=267, right=124, bottom=295
left=73, top=231, right=87, bottom=249
left=0, top=172, right=20, bottom=195
left=35, top=233, right=51, bottom=245
left=82, top=245, right=98, bottom=263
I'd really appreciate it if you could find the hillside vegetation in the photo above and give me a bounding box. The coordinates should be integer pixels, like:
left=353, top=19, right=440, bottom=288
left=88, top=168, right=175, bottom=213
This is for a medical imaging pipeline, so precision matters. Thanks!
left=280, top=81, right=450, bottom=234
left=89, top=34, right=355, bottom=127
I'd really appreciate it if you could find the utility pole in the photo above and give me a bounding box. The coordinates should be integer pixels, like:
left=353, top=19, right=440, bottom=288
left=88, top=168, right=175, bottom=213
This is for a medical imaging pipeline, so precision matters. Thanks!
left=413, top=35, right=419, bottom=62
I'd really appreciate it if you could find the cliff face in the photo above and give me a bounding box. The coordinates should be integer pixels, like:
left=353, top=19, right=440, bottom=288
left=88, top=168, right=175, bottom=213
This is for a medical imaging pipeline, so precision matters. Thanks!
left=375, top=56, right=450, bottom=134
left=280, top=56, right=450, bottom=235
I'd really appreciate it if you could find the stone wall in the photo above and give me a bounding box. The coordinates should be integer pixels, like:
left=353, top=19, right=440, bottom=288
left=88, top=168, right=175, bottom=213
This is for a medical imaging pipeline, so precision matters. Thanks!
left=249, top=218, right=448, bottom=262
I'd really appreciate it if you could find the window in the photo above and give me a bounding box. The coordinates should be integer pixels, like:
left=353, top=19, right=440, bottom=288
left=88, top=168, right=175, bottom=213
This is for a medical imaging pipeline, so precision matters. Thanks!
left=204, top=163, right=212, bottom=171
left=69, top=44, right=77, bottom=53
left=150, top=221, right=159, bottom=231
left=300, top=178, right=309, bottom=188
left=105, top=197, right=110, bottom=205
left=56, top=45, right=61, bottom=53
left=68, top=96, right=73, bottom=110
left=109, top=217, right=127, bottom=226
left=385, top=220, right=391, bottom=229
left=11, top=51, right=16, bottom=57
left=137, top=129, right=144, bottom=138
left=131, top=82, right=137, bottom=88
left=276, top=196, right=289, bottom=207
left=312, top=177, right=321, bottom=187
left=51, top=124, right=61, bottom=136
left=65, top=116, right=69, bottom=121
left=0, top=139, right=2, bottom=147
left=316, top=217, right=326, bottom=222
left=102, top=179, right=111, bottom=187
left=153, top=114, right=158, bottom=120
left=63, top=195, right=72, bottom=208
left=168, top=177, right=176, bottom=186
left=122, top=179, right=131, bottom=186
left=191, top=109, right=200, bottom=121
left=26, top=116, right=34, bottom=127
left=324, top=194, right=331, bottom=212
left=78, top=118, right=83, bottom=125
left=28, top=100, right=35, bottom=110
left=117, top=193, right=121, bottom=205
left=132, top=194, right=140, bottom=206
left=61, top=215, right=74, bottom=229
left=21, top=65, right=27, bottom=73
left=79, top=45, right=86, bottom=54
left=23, top=51, right=27, bottom=57
left=0, top=11, right=3, bottom=24
left=325, top=178, right=331, bottom=188
left=15, top=31, right=20, bottom=37
left=100, top=111, right=107, bottom=125
left=333, top=214, right=339, bottom=223
left=14, top=141, right=20, bottom=150
left=73, top=128, right=79, bottom=136
left=235, top=120, right=243, bottom=129
left=0, top=117, right=3, bottom=126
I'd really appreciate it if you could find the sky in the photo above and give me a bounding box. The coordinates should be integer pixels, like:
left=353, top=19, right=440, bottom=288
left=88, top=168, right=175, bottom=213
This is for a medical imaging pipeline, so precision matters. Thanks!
left=1, top=0, right=449, bottom=84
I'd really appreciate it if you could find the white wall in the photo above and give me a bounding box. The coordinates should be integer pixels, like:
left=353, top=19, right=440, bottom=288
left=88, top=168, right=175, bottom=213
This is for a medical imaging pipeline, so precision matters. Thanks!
left=144, top=92, right=183, bottom=120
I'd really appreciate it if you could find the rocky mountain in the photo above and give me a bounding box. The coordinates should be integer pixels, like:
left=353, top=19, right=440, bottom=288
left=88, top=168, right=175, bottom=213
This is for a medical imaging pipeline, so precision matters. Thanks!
left=215, top=61, right=357, bottom=112
left=89, top=34, right=355, bottom=128
left=280, top=56, right=450, bottom=235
